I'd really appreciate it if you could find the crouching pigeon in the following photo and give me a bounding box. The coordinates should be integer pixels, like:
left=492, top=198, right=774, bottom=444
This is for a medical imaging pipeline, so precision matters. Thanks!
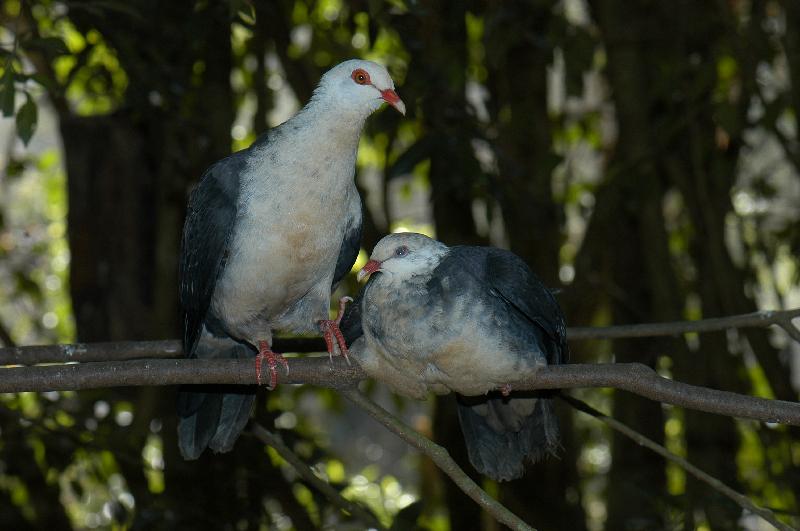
left=177, top=59, right=405, bottom=460
left=343, top=232, right=565, bottom=481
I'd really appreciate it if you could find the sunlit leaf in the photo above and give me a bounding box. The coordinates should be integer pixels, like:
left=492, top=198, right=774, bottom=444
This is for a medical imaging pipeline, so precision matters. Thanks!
left=230, top=0, right=255, bottom=25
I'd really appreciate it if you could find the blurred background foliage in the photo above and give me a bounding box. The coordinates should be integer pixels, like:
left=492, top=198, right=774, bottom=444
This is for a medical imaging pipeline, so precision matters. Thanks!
left=0, top=0, right=799, bottom=529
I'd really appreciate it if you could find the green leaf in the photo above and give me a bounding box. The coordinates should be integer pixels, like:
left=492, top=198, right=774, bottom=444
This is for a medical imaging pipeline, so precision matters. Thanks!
left=230, top=0, right=255, bottom=24
left=16, top=93, right=38, bottom=146
left=24, top=36, right=70, bottom=57
left=1, top=65, right=15, bottom=117
left=26, top=73, right=59, bottom=94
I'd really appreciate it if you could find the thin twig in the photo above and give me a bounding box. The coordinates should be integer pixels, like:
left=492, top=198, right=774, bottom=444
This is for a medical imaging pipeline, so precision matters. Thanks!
left=2, top=308, right=797, bottom=366
left=567, top=308, right=800, bottom=341
left=776, top=313, right=800, bottom=344
left=250, top=423, right=385, bottom=530
left=0, top=338, right=325, bottom=365
left=341, top=388, right=534, bottom=531
left=0, top=359, right=797, bottom=425
left=559, top=395, right=796, bottom=531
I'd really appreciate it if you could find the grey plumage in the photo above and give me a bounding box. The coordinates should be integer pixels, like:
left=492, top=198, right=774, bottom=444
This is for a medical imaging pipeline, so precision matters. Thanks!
left=177, top=59, right=404, bottom=460
left=343, top=232, right=566, bottom=481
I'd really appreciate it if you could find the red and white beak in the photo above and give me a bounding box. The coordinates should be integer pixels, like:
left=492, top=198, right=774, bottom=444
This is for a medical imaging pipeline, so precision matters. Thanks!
left=357, top=259, right=383, bottom=282
left=380, top=89, right=406, bottom=115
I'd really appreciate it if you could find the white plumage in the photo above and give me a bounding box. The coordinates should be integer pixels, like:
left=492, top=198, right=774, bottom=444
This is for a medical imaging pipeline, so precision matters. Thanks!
left=177, top=59, right=404, bottom=460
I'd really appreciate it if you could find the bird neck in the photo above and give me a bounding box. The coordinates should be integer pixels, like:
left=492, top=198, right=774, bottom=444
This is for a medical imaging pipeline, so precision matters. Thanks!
left=295, top=99, right=369, bottom=147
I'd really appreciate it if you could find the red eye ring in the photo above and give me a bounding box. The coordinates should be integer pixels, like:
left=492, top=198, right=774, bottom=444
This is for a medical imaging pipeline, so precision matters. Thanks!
left=351, top=68, right=371, bottom=85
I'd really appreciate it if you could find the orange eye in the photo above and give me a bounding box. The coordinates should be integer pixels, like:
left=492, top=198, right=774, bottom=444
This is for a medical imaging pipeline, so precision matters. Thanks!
left=351, top=68, right=370, bottom=85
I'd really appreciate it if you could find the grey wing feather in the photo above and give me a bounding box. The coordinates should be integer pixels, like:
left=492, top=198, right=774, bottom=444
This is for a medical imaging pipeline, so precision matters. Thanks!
left=445, top=247, right=567, bottom=364
left=179, top=154, right=245, bottom=356
left=485, top=248, right=567, bottom=363
left=440, top=247, right=565, bottom=480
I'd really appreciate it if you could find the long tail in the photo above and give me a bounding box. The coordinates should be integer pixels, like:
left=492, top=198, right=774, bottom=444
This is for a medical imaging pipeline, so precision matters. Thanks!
left=456, top=392, right=560, bottom=481
left=177, top=338, right=256, bottom=460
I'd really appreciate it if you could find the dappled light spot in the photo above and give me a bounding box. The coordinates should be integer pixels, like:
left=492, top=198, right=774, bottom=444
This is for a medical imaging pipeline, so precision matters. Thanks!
left=93, top=400, right=109, bottom=419
left=115, top=410, right=133, bottom=427
left=275, top=411, right=297, bottom=430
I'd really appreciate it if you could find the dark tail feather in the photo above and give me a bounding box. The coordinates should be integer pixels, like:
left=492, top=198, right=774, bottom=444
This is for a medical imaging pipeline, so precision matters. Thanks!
left=456, top=392, right=559, bottom=481
left=209, top=391, right=256, bottom=453
left=177, top=388, right=256, bottom=460
left=177, top=337, right=256, bottom=460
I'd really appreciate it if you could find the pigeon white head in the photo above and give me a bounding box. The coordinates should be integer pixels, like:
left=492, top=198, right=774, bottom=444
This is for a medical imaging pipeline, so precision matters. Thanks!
left=312, top=59, right=406, bottom=118
left=358, top=232, right=448, bottom=282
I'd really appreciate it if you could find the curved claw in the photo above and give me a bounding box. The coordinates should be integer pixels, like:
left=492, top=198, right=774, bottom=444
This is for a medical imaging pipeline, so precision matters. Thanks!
left=255, top=340, right=289, bottom=390
left=319, top=296, right=353, bottom=364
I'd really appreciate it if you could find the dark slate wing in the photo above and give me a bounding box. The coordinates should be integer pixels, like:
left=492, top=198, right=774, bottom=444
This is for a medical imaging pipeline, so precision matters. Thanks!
left=331, top=200, right=363, bottom=287
left=339, top=275, right=376, bottom=347
left=483, top=248, right=567, bottom=364
left=438, top=247, right=567, bottom=364
left=179, top=154, right=245, bottom=357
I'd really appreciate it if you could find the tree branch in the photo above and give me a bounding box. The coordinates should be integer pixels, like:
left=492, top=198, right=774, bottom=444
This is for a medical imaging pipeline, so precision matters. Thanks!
left=2, top=308, right=797, bottom=366
left=559, top=395, right=796, bottom=531
left=0, top=338, right=326, bottom=365
left=249, top=423, right=385, bottom=530
left=341, top=388, right=534, bottom=531
left=567, top=307, right=800, bottom=341
left=0, top=358, right=797, bottom=425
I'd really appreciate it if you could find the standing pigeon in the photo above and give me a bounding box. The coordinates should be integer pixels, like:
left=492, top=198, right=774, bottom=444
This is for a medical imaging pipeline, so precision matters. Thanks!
left=177, top=59, right=405, bottom=460
left=343, top=232, right=565, bottom=481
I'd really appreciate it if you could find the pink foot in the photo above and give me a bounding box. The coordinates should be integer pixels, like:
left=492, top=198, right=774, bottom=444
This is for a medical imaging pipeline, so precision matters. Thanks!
left=500, top=384, right=512, bottom=397
left=319, top=296, right=352, bottom=364
left=255, top=340, right=289, bottom=389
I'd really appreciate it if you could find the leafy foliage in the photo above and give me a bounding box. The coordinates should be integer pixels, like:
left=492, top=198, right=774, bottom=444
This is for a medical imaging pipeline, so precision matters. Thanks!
left=0, top=0, right=799, bottom=529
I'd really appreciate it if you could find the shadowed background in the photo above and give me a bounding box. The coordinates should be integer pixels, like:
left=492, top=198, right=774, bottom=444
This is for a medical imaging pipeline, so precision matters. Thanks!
left=0, top=0, right=798, bottom=529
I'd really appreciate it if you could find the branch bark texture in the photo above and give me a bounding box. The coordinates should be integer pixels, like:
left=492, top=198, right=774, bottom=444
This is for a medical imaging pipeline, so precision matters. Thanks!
left=0, top=358, right=797, bottom=426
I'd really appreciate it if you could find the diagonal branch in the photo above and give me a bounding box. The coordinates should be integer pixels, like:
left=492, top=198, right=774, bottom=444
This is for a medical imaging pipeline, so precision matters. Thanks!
left=0, top=358, right=797, bottom=425
left=559, top=394, right=796, bottom=531
left=341, top=388, right=534, bottom=531
left=249, top=423, right=385, bottom=530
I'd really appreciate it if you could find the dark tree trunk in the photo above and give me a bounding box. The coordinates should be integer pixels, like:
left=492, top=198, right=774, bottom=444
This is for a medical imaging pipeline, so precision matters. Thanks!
left=404, top=0, right=485, bottom=247
left=57, top=2, right=237, bottom=526
left=393, top=1, right=485, bottom=526
left=485, top=0, right=561, bottom=283
left=480, top=3, right=586, bottom=528
left=583, top=1, right=685, bottom=527
left=784, top=1, right=800, bottom=146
